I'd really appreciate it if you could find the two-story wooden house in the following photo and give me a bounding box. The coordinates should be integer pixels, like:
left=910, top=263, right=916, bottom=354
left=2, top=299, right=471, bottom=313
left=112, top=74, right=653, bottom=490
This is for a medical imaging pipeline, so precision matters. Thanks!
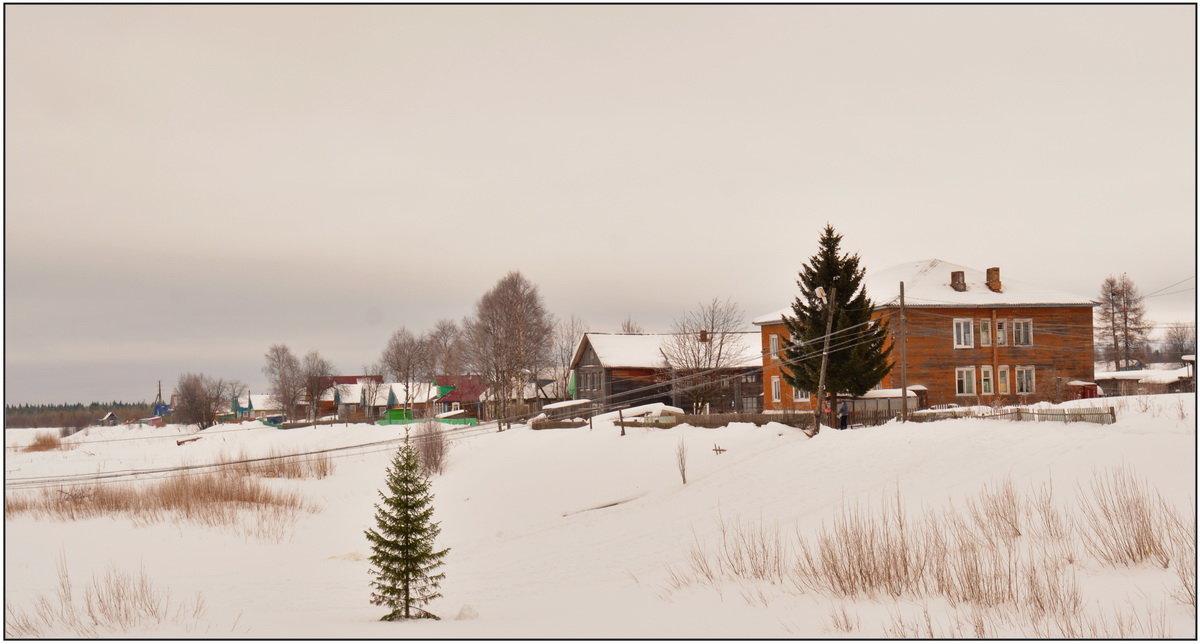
left=755, top=260, right=1096, bottom=410
left=570, top=332, right=764, bottom=413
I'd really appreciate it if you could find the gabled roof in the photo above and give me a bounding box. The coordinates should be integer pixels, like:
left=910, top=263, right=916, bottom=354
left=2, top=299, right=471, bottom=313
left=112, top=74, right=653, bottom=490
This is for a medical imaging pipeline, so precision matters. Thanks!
left=239, top=394, right=281, bottom=411
left=570, top=332, right=761, bottom=369
left=372, top=382, right=439, bottom=407
left=434, top=375, right=486, bottom=403
left=754, top=259, right=1095, bottom=324
left=480, top=380, right=554, bottom=402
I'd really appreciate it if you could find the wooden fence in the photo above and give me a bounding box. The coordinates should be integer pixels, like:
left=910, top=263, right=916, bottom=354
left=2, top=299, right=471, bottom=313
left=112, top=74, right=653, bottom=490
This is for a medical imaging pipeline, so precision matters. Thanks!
left=911, top=406, right=1117, bottom=425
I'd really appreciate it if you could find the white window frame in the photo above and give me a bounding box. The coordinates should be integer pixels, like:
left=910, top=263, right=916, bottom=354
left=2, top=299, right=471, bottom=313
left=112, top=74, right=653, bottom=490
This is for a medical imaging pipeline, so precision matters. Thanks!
left=953, top=319, right=974, bottom=349
left=1015, top=366, right=1035, bottom=394
left=1013, top=319, right=1033, bottom=346
left=995, top=319, right=1007, bottom=346
left=770, top=335, right=781, bottom=360
left=771, top=376, right=781, bottom=403
left=979, top=319, right=992, bottom=347
left=980, top=365, right=994, bottom=395
left=955, top=366, right=976, bottom=396
left=792, top=384, right=806, bottom=402
left=998, top=365, right=1010, bottom=394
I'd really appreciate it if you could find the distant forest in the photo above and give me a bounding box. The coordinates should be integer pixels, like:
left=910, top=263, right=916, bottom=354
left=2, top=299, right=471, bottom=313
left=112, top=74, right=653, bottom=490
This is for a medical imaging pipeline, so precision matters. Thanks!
left=5, top=401, right=153, bottom=429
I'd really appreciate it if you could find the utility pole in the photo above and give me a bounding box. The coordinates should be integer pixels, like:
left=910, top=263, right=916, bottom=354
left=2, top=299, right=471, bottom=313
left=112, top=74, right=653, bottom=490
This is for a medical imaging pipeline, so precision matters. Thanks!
left=899, top=282, right=909, bottom=423
left=813, top=286, right=837, bottom=437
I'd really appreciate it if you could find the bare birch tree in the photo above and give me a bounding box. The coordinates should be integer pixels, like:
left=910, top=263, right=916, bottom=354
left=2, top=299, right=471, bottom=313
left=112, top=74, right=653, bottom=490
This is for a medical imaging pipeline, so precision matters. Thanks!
left=463, top=271, right=554, bottom=429
left=620, top=316, right=643, bottom=333
left=360, top=362, right=386, bottom=419
left=426, top=319, right=465, bottom=376
left=382, top=328, right=433, bottom=412
left=262, top=344, right=304, bottom=420
left=301, top=351, right=336, bottom=422
left=659, top=298, right=752, bottom=412
left=1163, top=324, right=1197, bottom=365
left=552, top=315, right=587, bottom=399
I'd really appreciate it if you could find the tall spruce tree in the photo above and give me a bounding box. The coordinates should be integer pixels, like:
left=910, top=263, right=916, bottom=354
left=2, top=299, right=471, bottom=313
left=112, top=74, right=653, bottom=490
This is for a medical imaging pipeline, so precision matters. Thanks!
left=780, top=225, right=892, bottom=418
left=365, top=444, right=449, bottom=621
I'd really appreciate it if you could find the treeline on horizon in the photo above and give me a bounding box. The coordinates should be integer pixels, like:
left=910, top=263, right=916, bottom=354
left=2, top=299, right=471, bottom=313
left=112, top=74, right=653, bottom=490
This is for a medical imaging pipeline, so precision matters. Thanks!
left=5, top=401, right=153, bottom=430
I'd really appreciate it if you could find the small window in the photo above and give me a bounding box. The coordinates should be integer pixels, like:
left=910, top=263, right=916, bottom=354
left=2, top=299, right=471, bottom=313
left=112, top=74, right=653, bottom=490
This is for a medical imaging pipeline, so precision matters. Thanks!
left=1016, top=366, right=1035, bottom=394
left=998, top=365, right=1010, bottom=394
left=955, top=367, right=976, bottom=395
left=771, top=376, right=781, bottom=403
left=792, top=385, right=807, bottom=402
left=769, top=335, right=780, bottom=360
left=979, top=319, right=992, bottom=347
left=1013, top=320, right=1033, bottom=346
left=954, top=319, right=974, bottom=349
left=980, top=365, right=994, bottom=395
left=995, top=320, right=1007, bottom=346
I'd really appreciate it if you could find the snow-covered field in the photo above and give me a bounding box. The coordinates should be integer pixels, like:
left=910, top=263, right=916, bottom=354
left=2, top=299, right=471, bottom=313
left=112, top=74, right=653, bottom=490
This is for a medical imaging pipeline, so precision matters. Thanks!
left=5, top=394, right=1196, bottom=637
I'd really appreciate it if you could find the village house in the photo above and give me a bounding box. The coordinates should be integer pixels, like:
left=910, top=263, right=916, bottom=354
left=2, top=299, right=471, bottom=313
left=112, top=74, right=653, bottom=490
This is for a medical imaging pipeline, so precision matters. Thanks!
left=569, top=332, right=763, bottom=414
left=1093, top=365, right=1194, bottom=396
left=754, top=259, right=1097, bottom=410
left=480, top=378, right=558, bottom=420
left=432, top=375, right=486, bottom=419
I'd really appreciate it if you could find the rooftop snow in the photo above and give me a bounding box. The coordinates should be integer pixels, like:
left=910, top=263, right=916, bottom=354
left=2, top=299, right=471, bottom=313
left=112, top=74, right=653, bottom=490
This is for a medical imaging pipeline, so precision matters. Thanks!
left=578, top=332, right=761, bottom=369
left=754, top=259, right=1095, bottom=324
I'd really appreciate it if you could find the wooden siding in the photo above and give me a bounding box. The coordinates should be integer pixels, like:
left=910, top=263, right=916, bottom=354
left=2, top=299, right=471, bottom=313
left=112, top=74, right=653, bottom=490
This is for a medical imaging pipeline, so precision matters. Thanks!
left=760, top=305, right=1095, bottom=410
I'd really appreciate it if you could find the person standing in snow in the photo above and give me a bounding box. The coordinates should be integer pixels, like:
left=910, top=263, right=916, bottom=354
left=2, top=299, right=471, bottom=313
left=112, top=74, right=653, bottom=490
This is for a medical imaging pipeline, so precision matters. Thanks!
left=838, top=401, right=850, bottom=430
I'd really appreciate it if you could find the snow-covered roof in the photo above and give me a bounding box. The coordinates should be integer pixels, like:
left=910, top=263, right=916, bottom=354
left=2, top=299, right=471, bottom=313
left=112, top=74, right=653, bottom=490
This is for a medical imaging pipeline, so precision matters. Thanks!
left=858, top=387, right=924, bottom=399
left=754, top=259, right=1094, bottom=324
left=544, top=398, right=592, bottom=410
left=1093, top=367, right=1190, bottom=384
left=480, top=381, right=553, bottom=402
left=323, top=383, right=361, bottom=403
left=573, top=332, right=761, bottom=369
left=371, top=382, right=439, bottom=407
left=238, top=394, right=282, bottom=411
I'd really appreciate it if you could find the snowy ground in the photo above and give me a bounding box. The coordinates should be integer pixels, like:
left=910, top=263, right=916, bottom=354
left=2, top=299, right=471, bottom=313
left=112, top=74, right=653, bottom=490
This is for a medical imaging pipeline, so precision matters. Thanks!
left=5, top=394, right=1196, bottom=637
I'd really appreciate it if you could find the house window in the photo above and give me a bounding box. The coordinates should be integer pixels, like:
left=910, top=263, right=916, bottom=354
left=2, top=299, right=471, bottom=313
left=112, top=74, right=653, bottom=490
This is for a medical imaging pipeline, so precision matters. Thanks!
left=741, top=397, right=759, bottom=412
left=742, top=373, right=756, bottom=384
left=955, top=367, right=976, bottom=395
left=954, top=319, right=974, bottom=349
left=980, top=365, right=994, bottom=395
left=770, top=335, right=781, bottom=360
left=792, top=385, right=807, bottom=402
left=1016, top=366, right=1035, bottom=394
left=1013, top=320, right=1033, bottom=346
left=771, top=376, right=781, bottom=403
left=979, top=319, right=992, bottom=347
left=998, top=365, right=1010, bottom=394
left=995, top=320, right=1007, bottom=346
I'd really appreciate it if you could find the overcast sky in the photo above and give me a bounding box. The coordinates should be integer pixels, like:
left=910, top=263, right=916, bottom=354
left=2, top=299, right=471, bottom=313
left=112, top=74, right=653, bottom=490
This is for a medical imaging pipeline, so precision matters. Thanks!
left=5, top=5, right=1195, bottom=405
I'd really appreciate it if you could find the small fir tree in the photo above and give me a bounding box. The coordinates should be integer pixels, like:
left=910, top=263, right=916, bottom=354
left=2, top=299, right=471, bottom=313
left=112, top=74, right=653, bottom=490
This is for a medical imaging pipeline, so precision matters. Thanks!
left=781, top=225, right=892, bottom=415
left=365, top=444, right=449, bottom=621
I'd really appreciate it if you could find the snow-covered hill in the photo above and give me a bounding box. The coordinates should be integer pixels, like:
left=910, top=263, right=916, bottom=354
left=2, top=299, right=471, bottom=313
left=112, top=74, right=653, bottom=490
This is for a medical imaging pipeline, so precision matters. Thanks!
left=5, top=394, right=1195, bottom=637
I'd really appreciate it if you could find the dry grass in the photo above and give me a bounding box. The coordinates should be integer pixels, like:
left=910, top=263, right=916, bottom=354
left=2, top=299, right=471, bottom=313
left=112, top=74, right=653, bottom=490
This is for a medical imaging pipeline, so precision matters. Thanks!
left=5, top=559, right=209, bottom=637
left=414, top=421, right=450, bottom=476
left=667, top=470, right=1190, bottom=637
left=5, top=472, right=317, bottom=541
left=227, top=449, right=334, bottom=479
left=1077, top=467, right=1173, bottom=567
left=23, top=433, right=64, bottom=452
left=826, top=603, right=859, bottom=633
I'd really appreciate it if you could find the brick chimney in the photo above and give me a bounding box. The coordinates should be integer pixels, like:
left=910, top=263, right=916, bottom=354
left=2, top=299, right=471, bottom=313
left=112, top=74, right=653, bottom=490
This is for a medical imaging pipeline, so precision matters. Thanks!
left=699, top=329, right=709, bottom=343
left=950, top=271, right=967, bottom=292
left=986, top=267, right=1002, bottom=292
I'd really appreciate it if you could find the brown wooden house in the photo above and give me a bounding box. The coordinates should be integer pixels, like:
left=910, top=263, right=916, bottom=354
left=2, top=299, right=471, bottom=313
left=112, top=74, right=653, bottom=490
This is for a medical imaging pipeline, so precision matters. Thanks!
left=569, top=332, right=763, bottom=414
left=755, top=260, right=1097, bottom=410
